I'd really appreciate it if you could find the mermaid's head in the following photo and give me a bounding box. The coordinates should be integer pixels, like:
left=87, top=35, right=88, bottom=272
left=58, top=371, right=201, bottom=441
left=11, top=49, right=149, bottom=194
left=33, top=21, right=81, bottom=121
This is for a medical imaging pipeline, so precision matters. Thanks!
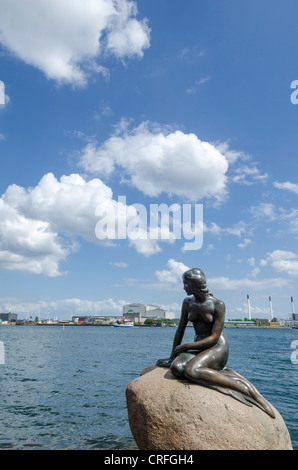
left=182, top=268, right=210, bottom=296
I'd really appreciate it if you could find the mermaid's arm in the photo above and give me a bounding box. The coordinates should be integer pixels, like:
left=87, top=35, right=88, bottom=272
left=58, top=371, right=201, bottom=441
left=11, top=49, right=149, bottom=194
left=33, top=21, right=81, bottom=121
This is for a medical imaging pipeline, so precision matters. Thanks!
left=175, top=300, right=225, bottom=354
left=156, top=298, right=189, bottom=367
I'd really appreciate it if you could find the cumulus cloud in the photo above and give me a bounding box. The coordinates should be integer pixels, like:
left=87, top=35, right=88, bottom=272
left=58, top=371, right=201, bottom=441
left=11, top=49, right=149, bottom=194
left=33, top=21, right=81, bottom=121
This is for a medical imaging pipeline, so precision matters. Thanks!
left=3, top=172, right=114, bottom=243
left=155, top=258, right=190, bottom=288
left=204, top=221, right=247, bottom=237
left=231, top=165, right=268, bottom=185
left=0, top=172, right=178, bottom=276
left=0, top=172, right=116, bottom=276
left=0, top=0, right=150, bottom=86
left=208, top=276, right=288, bottom=291
left=274, top=181, right=298, bottom=194
left=106, top=0, right=150, bottom=58
left=260, top=250, right=298, bottom=276
left=0, top=80, right=5, bottom=105
left=0, top=197, right=70, bottom=277
left=237, top=238, right=252, bottom=249
left=249, top=202, right=298, bottom=235
left=153, top=258, right=289, bottom=293
left=247, top=257, right=255, bottom=266
left=0, top=297, right=126, bottom=319
left=79, top=121, right=229, bottom=202
left=250, top=202, right=278, bottom=221
left=0, top=80, right=9, bottom=108
left=214, top=142, right=249, bottom=165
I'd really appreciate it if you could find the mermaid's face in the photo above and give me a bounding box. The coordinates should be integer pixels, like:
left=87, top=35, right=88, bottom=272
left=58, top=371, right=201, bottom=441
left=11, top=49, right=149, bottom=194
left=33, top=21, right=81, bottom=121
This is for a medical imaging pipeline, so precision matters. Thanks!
left=183, top=278, right=195, bottom=295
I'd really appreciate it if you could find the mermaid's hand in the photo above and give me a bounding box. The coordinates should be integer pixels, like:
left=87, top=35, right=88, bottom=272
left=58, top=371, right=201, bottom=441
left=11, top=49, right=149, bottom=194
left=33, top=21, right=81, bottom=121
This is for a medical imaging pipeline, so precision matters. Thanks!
left=174, top=344, right=188, bottom=356
left=156, top=357, right=173, bottom=368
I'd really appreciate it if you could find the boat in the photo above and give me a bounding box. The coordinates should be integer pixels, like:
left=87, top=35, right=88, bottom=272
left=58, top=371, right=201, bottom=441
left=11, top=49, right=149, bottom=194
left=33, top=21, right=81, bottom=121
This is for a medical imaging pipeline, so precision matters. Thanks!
left=113, top=320, right=134, bottom=327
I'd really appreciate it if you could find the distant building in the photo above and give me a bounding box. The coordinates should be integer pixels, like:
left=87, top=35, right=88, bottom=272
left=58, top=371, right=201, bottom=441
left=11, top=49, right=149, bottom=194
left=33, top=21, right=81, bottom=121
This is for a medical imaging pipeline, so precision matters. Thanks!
left=255, top=319, right=270, bottom=326
left=42, top=318, right=57, bottom=324
left=0, top=313, right=18, bottom=322
left=123, top=303, right=175, bottom=322
left=269, top=321, right=280, bottom=327
left=72, top=315, right=119, bottom=324
left=72, top=315, right=90, bottom=324
left=280, top=319, right=298, bottom=328
left=290, top=313, right=298, bottom=321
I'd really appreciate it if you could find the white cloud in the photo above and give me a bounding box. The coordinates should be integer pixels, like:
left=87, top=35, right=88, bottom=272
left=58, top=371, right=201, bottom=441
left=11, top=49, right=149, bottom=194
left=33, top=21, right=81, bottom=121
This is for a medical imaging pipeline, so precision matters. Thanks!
left=274, top=181, right=298, bottom=194
left=80, top=123, right=268, bottom=203
left=128, top=231, right=163, bottom=256
left=237, top=238, right=252, bottom=249
left=249, top=201, right=298, bottom=237
left=106, top=0, right=150, bottom=59
left=260, top=250, right=298, bottom=276
left=232, top=165, right=268, bottom=185
left=185, top=76, right=211, bottom=94
left=250, top=202, right=298, bottom=227
left=155, top=258, right=190, bottom=288
left=0, top=80, right=5, bottom=105
left=0, top=172, right=179, bottom=276
left=208, top=276, right=288, bottom=292
left=250, top=202, right=278, bottom=221
left=204, top=221, right=247, bottom=237
left=0, top=197, right=70, bottom=277
left=215, top=142, right=268, bottom=187
left=250, top=267, right=260, bottom=278
left=248, top=257, right=255, bottom=266
left=229, top=304, right=271, bottom=319
left=0, top=80, right=10, bottom=108
left=0, top=173, right=116, bottom=275
left=152, top=258, right=289, bottom=293
left=79, top=121, right=230, bottom=202
left=0, top=297, right=126, bottom=319
left=3, top=172, right=114, bottom=244
left=214, top=141, right=250, bottom=165
left=289, top=219, right=298, bottom=233
left=109, top=261, right=129, bottom=268
left=0, top=0, right=150, bottom=87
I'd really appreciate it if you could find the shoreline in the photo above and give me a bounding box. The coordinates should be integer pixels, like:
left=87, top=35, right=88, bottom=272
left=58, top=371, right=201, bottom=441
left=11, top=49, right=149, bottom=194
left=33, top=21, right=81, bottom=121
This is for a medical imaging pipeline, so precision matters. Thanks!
left=0, top=323, right=294, bottom=329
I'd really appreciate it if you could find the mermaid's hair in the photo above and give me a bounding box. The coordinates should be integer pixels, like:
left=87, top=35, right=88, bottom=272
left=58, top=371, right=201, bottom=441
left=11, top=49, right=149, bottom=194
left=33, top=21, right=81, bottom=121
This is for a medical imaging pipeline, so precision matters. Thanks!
left=182, top=268, right=211, bottom=296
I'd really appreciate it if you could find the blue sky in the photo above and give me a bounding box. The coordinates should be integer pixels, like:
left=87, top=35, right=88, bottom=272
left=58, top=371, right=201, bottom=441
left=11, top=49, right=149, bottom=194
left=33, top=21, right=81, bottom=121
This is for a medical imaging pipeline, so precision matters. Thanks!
left=0, top=0, right=298, bottom=320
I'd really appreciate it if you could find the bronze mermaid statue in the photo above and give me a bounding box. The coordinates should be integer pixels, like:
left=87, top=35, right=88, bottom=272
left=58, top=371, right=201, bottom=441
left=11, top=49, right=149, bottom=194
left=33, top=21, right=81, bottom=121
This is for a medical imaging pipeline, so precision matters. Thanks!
left=156, top=268, right=275, bottom=418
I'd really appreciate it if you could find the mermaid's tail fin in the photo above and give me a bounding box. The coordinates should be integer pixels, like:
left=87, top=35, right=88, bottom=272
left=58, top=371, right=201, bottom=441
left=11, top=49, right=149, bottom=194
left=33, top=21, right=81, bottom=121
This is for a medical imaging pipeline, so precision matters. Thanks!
left=207, top=367, right=275, bottom=419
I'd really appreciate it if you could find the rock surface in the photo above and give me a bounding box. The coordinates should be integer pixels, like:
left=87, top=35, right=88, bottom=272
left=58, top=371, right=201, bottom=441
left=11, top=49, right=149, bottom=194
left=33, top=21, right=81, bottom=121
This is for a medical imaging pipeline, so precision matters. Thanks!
left=126, top=366, right=293, bottom=450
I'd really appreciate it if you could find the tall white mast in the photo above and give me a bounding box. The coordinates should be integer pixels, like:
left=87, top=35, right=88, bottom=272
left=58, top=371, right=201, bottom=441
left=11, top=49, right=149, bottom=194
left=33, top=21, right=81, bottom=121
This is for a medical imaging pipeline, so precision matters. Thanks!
left=269, top=296, right=273, bottom=321
left=247, top=294, right=251, bottom=320
left=291, top=296, right=295, bottom=315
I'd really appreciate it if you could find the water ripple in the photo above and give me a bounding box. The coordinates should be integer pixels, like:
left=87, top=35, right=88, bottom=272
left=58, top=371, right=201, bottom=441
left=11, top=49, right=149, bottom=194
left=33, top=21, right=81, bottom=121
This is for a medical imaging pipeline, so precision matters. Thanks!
left=0, top=325, right=296, bottom=449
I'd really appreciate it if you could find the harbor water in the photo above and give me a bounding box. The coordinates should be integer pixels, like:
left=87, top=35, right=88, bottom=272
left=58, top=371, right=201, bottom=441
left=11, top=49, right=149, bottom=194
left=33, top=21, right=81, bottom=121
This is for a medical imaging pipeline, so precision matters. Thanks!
left=0, top=325, right=297, bottom=450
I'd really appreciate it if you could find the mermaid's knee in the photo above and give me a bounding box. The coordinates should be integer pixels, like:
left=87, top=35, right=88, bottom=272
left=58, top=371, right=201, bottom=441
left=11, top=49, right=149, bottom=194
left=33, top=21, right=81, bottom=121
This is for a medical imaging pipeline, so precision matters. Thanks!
left=170, top=359, right=185, bottom=379
left=184, top=362, right=200, bottom=381
left=184, top=362, right=212, bottom=382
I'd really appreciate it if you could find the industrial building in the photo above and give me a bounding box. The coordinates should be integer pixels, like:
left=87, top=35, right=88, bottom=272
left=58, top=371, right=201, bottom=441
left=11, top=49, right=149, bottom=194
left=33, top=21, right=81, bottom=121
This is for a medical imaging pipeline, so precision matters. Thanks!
left=123, top=303, right=175, bottom=323
left=0, top=313, right=18, bottom=322
left=72, top=315, right=119, bottom=324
